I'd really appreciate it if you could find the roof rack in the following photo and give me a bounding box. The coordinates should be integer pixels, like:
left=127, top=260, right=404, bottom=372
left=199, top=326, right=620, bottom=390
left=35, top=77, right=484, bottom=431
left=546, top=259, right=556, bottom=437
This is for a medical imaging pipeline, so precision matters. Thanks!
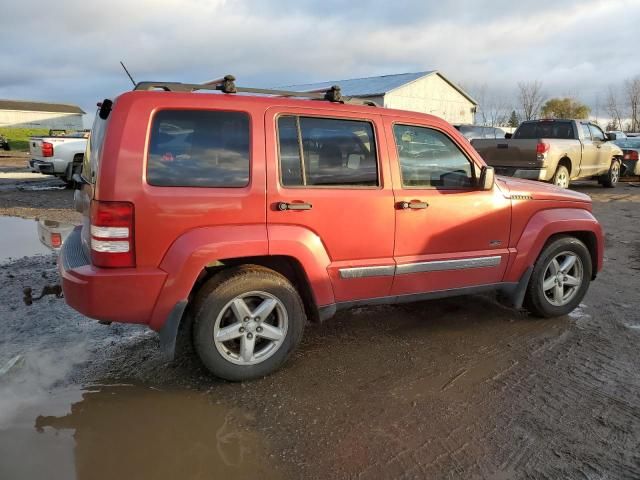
left=133, top=75, right=378, bottom=107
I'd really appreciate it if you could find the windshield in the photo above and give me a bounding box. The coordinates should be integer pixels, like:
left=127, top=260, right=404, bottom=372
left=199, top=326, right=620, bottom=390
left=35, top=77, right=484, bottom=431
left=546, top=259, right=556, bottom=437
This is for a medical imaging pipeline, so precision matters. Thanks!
left=514, top=121, right=575, bottom=140
left=82, top=107, right=111, bottom=184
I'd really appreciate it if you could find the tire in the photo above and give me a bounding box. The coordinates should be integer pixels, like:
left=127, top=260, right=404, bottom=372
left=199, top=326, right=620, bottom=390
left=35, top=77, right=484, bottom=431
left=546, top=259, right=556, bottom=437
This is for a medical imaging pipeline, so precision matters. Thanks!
left=601, top=159, right=620, bottom=188
left=524, top=236, right=592, bottom=318
left=551, top=165, right=570, bottom=188
left=192, top=265, right=305, bottom=381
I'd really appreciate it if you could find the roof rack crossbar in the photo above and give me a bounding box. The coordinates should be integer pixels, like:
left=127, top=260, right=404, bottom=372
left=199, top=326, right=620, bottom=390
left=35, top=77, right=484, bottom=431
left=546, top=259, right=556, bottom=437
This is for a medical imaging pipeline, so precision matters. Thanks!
left=133, top=75, right=378, bottom=107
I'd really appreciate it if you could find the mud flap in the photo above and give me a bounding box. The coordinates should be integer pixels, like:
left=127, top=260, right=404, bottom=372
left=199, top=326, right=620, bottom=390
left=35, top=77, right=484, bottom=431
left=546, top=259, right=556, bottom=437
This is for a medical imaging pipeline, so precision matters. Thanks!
left=499, top=266, right=533, bottom=309
left=159, top=301, right=188, bottom=361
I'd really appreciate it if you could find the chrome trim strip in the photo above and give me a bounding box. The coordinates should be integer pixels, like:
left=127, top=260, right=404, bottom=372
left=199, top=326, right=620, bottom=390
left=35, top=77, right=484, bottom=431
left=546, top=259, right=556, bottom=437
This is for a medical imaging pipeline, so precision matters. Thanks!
left=396, top=255, right=502, bottom=275
left=339, top=265, right=395, bottom=279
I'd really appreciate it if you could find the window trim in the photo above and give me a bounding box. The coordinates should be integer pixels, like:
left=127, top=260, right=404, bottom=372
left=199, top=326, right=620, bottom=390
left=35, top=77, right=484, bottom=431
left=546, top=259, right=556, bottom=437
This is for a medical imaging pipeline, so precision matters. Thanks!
left=391, top=121, right=480, bottom=191
left=275, top=113, right=382, bottom=190
left=145, top=107, right=253, bottom=189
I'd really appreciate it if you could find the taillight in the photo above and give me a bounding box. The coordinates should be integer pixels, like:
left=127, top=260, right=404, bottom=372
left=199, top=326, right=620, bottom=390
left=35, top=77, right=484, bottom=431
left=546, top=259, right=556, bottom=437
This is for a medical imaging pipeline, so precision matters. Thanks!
left=536, top=142, right=550, bottom=154
left=51, top=233, right=62, bottom=248
left=41, top=142, right=54, bottom=157
left=624, top=151, right=639, bottom=161
left=90, top=200, right=135, bottom=268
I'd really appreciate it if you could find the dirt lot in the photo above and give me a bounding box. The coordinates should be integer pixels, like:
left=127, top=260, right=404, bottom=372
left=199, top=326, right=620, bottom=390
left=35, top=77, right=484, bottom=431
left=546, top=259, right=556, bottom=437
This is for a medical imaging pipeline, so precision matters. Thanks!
left=1, top=154, right=639, bottom=479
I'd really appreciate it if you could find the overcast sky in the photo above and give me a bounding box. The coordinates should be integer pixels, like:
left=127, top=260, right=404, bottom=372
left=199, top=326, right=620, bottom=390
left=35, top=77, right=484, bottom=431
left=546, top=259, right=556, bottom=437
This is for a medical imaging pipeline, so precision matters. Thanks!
left=1, top=0, right=638, bottom=122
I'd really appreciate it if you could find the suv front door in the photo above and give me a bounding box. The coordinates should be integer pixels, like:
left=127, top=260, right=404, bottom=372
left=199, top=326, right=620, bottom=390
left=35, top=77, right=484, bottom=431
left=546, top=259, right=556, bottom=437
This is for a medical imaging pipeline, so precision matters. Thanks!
left=265, top=108, right=396, bottom=303
left=385, top=119, right=511, bottom=297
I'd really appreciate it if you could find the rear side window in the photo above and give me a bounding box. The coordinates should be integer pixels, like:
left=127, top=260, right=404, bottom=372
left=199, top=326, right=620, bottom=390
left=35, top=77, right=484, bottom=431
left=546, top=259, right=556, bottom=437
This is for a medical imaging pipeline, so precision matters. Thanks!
left=514, top=121, right=575, bottom=139
left=147, top=110, right=250, bottom=187
left=277, top=115, right=378, bottom=187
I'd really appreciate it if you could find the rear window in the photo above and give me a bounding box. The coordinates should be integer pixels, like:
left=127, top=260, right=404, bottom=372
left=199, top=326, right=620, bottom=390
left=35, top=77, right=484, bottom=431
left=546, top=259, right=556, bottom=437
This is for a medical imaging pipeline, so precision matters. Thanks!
left=514, top=121, right=575, bottom=140
left=147, top=110, right=250, bottom=187
left=83, top=110, right=110, bottom=184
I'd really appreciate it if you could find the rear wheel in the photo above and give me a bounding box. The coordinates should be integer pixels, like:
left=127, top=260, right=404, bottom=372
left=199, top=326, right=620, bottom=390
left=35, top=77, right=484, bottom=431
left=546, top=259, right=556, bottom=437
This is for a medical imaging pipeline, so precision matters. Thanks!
left=192, top=265, right=305, bottom=381
left=524, top=236, right=592, bottom=318
left=552, top=165, right=570, bottom=188
left=601, top=159, right=620, bottom=188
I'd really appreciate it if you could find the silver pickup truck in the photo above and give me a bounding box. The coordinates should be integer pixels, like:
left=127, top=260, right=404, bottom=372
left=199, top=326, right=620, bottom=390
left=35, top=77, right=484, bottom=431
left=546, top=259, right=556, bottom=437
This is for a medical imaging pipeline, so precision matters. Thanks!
left=472, top=119, right=623, bottom=188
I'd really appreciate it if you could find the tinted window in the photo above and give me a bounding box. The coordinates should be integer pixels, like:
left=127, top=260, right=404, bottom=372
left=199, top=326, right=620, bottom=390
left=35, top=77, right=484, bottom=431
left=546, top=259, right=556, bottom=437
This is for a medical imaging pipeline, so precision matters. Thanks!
left=614, top=139, right=640, bottom=148
left=147, top=110, right=250, bottom=187
left=514, top=121, right=575, bottom=139
left=589, top=124, right=606, bottom=142
left=580, top=123, right=592, bottom=140
left=393, top=125, right=474, bottom=188
left=277, top=116, right=378, bottom=187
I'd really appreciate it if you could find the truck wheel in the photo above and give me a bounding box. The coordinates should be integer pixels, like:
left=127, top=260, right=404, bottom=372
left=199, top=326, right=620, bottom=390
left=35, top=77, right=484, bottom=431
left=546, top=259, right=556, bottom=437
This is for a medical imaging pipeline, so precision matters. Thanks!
left=601, top=160, right=620, bottom=188
left=192, top=265, right=305, bottom=381
left=524, top=236, right=592, bottom=318
left=551, top=165, right=570, bottom=188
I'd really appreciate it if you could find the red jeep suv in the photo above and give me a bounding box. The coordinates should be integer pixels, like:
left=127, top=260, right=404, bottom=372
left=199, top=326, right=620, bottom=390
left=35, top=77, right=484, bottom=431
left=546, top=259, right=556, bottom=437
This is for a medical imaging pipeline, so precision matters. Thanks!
left=59, top=77, right=603, bottom=381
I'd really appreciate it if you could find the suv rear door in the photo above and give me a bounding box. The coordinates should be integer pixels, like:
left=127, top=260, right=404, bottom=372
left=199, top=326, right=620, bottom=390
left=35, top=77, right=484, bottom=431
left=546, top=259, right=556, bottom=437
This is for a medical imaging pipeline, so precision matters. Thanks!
left=265, top=107, right=396, bottom=303
left=385, top=117, right=511, bottom=297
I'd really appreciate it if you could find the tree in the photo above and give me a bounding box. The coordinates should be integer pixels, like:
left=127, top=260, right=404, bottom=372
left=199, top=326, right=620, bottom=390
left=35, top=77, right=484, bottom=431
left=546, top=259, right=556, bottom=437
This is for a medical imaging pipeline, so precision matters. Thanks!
left=517, top=80, right=545, bottom=120
left=540, top=97, right=590, bottom=119
left=605, top=87, right=624, bottom=131
left=625, top=76, right=640, bottom=131
left=466, top=83, right=511, bottom=127
left=507, top=110, right=519, bottom=128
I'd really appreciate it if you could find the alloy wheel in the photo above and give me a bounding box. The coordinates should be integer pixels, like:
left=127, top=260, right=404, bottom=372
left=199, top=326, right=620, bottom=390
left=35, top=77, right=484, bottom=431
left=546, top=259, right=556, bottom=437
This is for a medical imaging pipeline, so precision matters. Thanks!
left=541, top=251, right=584, bottom=306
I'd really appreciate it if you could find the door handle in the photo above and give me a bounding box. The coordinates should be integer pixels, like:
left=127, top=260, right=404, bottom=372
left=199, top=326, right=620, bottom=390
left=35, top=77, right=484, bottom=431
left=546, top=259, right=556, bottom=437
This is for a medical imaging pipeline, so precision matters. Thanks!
left=398, top=200, right=429, bottom=210
left=277, top=201, right=312, bottom=211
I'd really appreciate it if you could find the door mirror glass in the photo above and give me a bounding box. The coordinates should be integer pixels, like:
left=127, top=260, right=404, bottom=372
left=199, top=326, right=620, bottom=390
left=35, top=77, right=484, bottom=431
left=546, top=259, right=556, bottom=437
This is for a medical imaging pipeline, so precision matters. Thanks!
left=480, top=166, right=495, bottom=190
left=606, top=132, right=616, bottom=141
left=504, top=132, right=513, bottom=139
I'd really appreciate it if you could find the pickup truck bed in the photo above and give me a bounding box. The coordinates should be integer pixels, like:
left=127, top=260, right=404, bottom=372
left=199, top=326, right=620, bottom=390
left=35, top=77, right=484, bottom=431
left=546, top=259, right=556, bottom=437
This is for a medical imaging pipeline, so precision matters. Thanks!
left=29, top=134, right=87, bottom=184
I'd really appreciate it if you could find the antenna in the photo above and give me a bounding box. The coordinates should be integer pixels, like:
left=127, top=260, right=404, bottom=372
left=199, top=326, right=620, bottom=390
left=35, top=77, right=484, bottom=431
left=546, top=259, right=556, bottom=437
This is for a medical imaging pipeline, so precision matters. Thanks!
left=120, top=61, right=136, bottom=87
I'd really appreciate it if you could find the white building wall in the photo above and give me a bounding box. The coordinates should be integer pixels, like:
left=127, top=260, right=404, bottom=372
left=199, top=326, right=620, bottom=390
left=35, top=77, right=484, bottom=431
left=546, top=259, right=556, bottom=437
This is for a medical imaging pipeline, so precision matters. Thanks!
left=383, top=74, right=476, bottom=124
left=0, top=110, right=83, bottom=129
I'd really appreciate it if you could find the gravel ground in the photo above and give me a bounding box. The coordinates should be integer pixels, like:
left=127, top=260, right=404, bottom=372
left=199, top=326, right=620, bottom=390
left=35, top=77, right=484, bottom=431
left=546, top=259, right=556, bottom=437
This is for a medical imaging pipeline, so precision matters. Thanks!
left=1, top=155, right=639, bottom=479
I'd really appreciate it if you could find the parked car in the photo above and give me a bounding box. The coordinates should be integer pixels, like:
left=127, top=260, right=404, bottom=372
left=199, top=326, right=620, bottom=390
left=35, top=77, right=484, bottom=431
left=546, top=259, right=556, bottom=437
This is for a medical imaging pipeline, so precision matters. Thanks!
left=613, top=137, right=640, bottom=176
left=472, top=119, right=623, bottom=188
left=28, top=131, right=88, bottom=186
left=606, top=130, right=627, bottom=140
left=59, top=79, right=604, bottom=381
left=0, top=134, right=10, bottom=151
left=454, top=124, right=506, bottom=141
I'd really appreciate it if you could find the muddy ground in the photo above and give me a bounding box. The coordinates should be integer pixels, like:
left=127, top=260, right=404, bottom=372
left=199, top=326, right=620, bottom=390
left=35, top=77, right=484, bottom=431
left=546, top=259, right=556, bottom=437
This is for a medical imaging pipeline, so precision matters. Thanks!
left=1, top=154, right=639, bottom=479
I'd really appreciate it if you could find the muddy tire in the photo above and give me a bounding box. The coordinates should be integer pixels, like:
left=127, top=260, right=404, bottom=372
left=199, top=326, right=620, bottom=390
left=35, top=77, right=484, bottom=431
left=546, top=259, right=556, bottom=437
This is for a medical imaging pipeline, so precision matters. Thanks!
left=524, top=236, right=592, bottom=318
left=551, top=165, right=570, bottom=188
left=601, top=159, right=620, bottom=188
left=192, top=265, right=305, bottom=381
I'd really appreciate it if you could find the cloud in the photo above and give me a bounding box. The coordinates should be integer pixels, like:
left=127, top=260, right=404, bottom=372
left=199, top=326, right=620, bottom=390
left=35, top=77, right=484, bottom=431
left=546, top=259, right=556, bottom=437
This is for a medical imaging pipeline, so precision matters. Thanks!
left=0, top=0, right=638, bottom=119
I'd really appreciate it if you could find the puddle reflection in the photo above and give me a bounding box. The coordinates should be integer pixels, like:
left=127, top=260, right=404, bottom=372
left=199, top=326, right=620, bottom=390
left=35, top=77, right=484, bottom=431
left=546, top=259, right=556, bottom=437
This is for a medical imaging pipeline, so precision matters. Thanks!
left=0, top=385, right=281, bottom=480
left=0, top=216, right=76, bottom=263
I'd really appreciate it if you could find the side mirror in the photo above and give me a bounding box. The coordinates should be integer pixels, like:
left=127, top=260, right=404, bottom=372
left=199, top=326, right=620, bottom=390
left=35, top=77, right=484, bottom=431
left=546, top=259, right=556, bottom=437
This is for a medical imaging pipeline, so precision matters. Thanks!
left=606, top=132, right=616, bottom=141
left=504, top=132, right=513, bottom=139
left=479, top=166, right=495, bottom=191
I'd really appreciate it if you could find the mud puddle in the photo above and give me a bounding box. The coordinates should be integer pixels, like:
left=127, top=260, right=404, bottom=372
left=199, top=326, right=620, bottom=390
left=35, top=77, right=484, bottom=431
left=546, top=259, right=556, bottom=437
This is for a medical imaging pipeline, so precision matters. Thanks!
left=0, top=384, right=283, bottom=480
left=0, top=216, right=75, bottom=263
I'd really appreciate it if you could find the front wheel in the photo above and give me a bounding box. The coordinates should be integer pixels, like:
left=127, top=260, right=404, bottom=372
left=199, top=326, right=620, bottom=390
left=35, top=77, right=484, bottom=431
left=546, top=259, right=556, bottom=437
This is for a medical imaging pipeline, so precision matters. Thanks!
left=192, top=265, right=305, bottom=381
left=601, top=159, right=620, bottom=188
left=524, top=236, right=592, bottom=318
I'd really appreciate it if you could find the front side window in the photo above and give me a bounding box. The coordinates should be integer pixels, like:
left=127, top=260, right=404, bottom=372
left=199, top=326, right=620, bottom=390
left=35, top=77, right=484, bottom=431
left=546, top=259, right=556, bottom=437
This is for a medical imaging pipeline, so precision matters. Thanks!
left=277, top=116, right=378, bottom=187
left=147, top=110, right=250, bottom=187
left=393, top=124, right=474, bottom=188
left=581, top=123, right=592, bottom=140
left=589, top=124, right=606, bottom=142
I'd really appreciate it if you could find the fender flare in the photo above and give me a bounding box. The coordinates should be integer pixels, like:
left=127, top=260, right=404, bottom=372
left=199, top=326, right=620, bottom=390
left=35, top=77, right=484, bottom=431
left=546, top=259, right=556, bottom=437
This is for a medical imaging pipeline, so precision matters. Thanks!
left=148, top=224, right=335, bottom=332
left=504, top=208, right=603, bottom=283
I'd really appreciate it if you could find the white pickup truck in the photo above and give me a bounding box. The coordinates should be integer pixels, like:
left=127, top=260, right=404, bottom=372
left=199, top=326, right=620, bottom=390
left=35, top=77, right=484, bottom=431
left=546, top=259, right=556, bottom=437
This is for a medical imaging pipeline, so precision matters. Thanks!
left=28, top=132, right=88, bottom=186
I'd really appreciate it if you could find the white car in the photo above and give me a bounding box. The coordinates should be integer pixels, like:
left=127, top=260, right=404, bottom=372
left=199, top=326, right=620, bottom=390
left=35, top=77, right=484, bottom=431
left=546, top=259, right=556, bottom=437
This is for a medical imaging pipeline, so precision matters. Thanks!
left=28, top=132, right=88, bottom=186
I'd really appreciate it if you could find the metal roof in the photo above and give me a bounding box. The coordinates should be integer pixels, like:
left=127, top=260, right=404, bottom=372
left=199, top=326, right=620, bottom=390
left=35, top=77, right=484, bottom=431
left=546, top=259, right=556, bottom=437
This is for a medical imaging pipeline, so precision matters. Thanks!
left=278, top=71, right=477, bottom=105
left=0, top=99, right=85, bottom=114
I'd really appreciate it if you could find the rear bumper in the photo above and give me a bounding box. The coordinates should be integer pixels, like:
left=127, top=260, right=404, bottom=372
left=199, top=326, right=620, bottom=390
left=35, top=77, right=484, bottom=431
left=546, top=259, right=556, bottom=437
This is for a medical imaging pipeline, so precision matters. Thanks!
left=29, top=159, right=55, bottom=175
left=58, top=227, right=167, bottom=325
left=622, top=159, right=639, bottom=176
left=493, top=166, right=548, bottom=181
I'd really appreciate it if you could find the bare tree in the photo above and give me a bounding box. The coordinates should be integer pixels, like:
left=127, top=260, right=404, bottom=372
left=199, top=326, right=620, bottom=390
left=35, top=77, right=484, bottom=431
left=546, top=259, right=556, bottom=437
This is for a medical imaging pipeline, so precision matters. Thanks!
left=517, top=80, right=545, bottom=120
left=625, top=76, right=640, bottom=131
left=467, top=83, right=511, bottom=127
left=605, top=86, right=623, bottom=131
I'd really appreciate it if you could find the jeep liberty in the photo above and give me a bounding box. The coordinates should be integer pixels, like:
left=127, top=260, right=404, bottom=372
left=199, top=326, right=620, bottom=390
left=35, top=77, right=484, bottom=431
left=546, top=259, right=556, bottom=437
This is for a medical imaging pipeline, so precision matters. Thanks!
left=59, top=77, right=604, bottom=381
